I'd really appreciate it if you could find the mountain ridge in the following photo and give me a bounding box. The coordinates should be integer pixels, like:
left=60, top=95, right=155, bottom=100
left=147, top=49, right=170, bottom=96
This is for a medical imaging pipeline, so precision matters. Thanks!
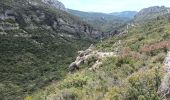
left=67, top=9, right=136, bottom=33
left=135, top=6, right=170, bottom=21
left=110, top=11, right=137, bottom=19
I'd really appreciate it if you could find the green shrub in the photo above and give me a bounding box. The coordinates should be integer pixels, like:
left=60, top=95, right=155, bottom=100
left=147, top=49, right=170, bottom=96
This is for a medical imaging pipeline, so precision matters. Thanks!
left=59, top=73, right=93, bottom=88
left=127, top=68, right=161, bottom=99
left=105, top=86, right=128, bottom=100
left=138, top=95, right=146, bottom=100
left=4, top=19, right=16, bottom=24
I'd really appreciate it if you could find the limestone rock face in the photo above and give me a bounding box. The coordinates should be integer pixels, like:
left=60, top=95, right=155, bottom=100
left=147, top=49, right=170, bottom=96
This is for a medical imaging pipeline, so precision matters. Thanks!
left=136, top=6, right=170, bottom=16
left=135, top=6, right=170, bottom=21
left=0, top=2, right=103, bottom=39
left=42, top=0, right=66, bottom=11
left=68, top=44, right=116, bottom=71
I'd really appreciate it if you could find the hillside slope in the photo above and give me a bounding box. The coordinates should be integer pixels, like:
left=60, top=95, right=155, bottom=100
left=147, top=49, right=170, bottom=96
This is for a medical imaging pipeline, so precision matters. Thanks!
left=30, top=12, right=170, bottom=100
left=111, top=11, right=137, bottom=19
left=0, top=0, right=103, bottom=99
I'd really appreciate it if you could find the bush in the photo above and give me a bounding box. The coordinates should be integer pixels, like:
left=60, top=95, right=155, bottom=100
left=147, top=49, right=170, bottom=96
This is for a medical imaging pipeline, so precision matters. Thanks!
left=151, top=53, right=166, bottom=63
left=4, top=19, right=16, bottom=24
left=59, top=73, right=93, bottom=89
left=139, top=41, right=170, bottom=54
left=25, top=96, right=32, bottom=100
left=56, top=91, right=78, bottom=100
left=47, top=89, right=79, bottom=100
left=138, top=95, right=146, bottom=100
left=115, top=56, right=134, bottom=68
left=127, top=68, right=161, bottom=99
left=105, top=86, right=128, bottom=100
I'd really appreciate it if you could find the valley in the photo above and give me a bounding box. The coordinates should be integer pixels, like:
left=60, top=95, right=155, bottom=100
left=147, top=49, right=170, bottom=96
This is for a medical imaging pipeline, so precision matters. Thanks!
left=30, top=9, right=170, bottom=99
left=0, top=0, right=97, bottom=99
left=0, top=0, right=170, bottom=100
left=68, top=9, right=137, bottom=33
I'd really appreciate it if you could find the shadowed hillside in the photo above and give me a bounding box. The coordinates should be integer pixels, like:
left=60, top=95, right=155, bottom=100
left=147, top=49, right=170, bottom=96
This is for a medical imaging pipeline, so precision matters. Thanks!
left=0, top=0, right=103, bottom=99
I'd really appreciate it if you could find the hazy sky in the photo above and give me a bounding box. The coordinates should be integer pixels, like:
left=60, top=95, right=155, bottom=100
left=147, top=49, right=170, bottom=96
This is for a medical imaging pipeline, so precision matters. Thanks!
left=60, top=0, right=170, bottom=13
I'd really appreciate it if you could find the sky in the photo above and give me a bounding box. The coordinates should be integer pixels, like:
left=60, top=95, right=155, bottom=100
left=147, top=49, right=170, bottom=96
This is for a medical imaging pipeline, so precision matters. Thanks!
left=60, top=0, right=170, bottom=13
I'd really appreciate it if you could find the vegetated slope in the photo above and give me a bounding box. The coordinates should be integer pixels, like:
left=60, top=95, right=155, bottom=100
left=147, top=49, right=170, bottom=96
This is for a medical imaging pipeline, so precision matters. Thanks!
left=0, top=0, right=102, bottom=99
left=30, top=13, right=170, bottom=100
left=68, top=9, right=136, bottom=33
left=135, top=6, right=170, bottom=22
left=110, top=11, right=137, bottom=19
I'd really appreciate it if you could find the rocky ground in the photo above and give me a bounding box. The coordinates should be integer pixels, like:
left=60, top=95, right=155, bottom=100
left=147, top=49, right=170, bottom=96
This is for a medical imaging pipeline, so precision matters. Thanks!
left=68, top=44, right=116, bottom=71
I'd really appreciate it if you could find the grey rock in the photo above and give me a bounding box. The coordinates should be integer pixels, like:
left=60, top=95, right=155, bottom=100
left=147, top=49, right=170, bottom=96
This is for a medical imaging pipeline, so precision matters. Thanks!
left=42, top=0, right=66, bottom=11
left=137, top=6, right=169, bottom=16
left=68, top=62, right=79, bottom=72
left=60, top=25, right=76, bottom=33
left=135, top=6, right=170, bottom=21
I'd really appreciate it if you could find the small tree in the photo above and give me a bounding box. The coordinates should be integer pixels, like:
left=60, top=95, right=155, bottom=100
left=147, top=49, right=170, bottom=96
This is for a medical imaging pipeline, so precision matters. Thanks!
left=155, top=66, right=161, bottom=91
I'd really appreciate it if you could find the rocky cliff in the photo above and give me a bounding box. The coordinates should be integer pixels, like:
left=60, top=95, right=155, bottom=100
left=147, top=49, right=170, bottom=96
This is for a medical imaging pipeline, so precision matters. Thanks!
left=42, top=0, right=67, bottom=11
left=0, top=0, right=103, bottom=39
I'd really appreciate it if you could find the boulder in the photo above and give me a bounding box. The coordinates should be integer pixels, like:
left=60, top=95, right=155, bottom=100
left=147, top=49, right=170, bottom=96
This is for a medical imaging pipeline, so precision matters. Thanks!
left=68, top=44, right=117, bottom=71
left=68, top=62, right=78, bottom=72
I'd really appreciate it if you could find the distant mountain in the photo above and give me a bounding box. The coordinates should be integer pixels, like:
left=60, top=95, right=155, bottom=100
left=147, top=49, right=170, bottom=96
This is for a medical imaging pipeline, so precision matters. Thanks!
left=68, top=9, right=136, bottom=32
left=135, top=6, right=170, bottom=21
left=110, top=11, right=137, bottom=19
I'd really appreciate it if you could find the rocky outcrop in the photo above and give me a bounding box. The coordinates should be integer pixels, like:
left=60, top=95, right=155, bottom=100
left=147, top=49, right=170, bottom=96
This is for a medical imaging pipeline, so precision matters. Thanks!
left=158, top=51, right=170, bottom=99
left=42, top=0, right=66, bottom=11
left=68, top=44, right=116, bottom=71
left=136, top=6, right=170, bottom=16
left=135, top=6, right=170, bottom=22
left=0, top=3, right=103, bottom=39
left=54, top=18, right=103, bottom=39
